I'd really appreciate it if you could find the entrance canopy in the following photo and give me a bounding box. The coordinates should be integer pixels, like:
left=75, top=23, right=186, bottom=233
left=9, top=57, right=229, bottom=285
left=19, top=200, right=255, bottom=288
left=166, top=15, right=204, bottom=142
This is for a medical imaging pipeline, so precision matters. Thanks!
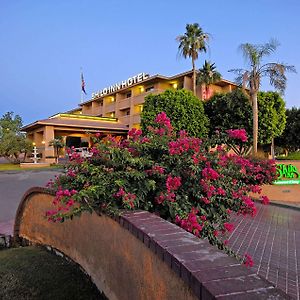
left=22, top=113, right=129, bottom=134
left=21, top=113, right=129, bottom=162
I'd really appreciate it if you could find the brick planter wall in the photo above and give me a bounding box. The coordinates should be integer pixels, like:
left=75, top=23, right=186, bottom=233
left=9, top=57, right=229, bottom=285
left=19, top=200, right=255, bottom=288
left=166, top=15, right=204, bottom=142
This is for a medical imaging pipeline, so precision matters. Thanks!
left=14, top=187, right=288, bottom=300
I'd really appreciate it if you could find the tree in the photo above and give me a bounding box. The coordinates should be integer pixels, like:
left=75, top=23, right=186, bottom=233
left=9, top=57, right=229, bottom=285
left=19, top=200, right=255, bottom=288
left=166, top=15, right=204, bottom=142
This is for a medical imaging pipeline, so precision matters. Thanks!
left=276, top=107, right=300, bottom=153
left=197, top=60, right=222, bottom=100
left=204, top=89, right=253, bottom=136
left=49, top=136, right=65, bottom=163
left=0, top=112, right=32, bottom=163
left=141, top=89, right=209, bottom=138
left=258, top=91, right=286, bottom=142
left=176, top=23, right=209, bottom=95
left=205, top=90, right=286, bottom=156
left=229, top=39, right=296, bottom=156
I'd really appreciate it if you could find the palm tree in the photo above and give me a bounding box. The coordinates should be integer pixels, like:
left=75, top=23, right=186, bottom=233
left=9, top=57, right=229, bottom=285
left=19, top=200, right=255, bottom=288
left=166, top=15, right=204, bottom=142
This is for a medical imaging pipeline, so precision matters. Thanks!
left=49, top=136, right=65, bottom=163
left=197, top=60, right=221, bottom=100
left=229, top=39, right=296, bottom=156
left=176, top=23, right=209, bottom=95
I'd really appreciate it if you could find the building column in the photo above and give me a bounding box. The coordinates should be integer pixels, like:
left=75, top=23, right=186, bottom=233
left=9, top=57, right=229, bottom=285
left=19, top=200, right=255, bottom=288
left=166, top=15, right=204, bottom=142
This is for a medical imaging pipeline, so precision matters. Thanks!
left=43, top=126, right=55, bottom=163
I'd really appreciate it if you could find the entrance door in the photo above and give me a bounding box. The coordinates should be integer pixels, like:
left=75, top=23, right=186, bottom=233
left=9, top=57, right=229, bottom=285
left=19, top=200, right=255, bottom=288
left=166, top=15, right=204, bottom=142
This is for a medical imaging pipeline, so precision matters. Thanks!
left=66, top=136, right=81, bottom=148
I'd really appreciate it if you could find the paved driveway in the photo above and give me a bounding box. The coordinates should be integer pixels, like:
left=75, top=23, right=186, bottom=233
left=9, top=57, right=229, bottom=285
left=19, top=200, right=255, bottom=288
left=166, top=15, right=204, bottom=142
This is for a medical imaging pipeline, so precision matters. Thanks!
left=229, top=202, right=300, bottom=299
left=0, top=170, right=61, bottom=223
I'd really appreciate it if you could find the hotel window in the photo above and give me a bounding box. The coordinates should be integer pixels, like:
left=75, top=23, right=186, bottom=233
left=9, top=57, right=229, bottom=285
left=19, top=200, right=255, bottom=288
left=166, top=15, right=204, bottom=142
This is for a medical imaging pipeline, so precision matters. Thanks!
left=126, top=109, right=130, bottom=116
left=145, top=86, right=154, bottom=92
left=126, top=91, right=132, bottom=98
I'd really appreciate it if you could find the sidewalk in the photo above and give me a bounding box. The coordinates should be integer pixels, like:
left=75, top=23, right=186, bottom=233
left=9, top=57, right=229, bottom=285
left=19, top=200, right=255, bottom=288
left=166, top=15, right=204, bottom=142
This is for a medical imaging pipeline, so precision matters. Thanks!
left=228, top=202, right=300, bottom=299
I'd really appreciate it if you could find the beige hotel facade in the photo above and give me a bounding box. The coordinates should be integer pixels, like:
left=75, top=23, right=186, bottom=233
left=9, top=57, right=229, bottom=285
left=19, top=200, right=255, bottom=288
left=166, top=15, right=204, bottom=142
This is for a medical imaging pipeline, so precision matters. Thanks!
left=22, top=70, right=239, bottom=163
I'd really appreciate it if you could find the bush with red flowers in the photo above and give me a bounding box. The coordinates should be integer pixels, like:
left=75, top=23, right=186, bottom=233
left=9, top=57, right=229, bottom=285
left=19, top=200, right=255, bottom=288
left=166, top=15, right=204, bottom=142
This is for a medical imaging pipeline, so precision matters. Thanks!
left=46, top=112, right=276, bottom=260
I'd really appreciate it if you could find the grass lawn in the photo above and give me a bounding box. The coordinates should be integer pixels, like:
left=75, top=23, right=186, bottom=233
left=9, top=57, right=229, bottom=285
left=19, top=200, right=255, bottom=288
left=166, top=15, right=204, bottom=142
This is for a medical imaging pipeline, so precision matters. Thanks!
left=0, top=163, right=63, bottom=172
left=277, top=152, right=300, bottom=160
left=0, top=246, right=106, bottom=300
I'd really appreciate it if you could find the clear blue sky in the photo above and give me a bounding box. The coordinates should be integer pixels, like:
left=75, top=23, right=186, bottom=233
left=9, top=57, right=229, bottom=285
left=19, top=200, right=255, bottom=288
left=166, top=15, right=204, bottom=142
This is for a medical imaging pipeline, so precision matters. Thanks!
left=1, top=0, right=299, bottom=125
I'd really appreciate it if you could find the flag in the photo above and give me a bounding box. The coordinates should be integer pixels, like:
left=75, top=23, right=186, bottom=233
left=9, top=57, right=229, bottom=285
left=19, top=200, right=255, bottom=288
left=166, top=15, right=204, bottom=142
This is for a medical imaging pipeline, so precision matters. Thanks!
left=81, top=72, right=87, bottom=95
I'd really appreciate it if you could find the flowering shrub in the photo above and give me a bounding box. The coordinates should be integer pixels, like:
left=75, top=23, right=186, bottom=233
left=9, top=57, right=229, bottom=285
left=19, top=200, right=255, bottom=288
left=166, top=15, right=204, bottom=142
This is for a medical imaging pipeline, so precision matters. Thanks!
left=46, top=112, right=276, bottom=262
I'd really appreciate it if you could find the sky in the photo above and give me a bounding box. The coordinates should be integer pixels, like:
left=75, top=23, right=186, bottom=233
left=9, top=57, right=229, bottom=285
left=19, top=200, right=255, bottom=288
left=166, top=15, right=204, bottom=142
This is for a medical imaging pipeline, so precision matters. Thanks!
left=0, top=0, right=299, bottom=125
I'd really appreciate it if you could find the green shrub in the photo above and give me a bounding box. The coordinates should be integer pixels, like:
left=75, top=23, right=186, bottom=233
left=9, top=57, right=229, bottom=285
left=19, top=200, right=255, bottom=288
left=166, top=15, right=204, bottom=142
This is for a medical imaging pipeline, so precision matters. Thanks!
left=141, top=89, right=209, bottom=138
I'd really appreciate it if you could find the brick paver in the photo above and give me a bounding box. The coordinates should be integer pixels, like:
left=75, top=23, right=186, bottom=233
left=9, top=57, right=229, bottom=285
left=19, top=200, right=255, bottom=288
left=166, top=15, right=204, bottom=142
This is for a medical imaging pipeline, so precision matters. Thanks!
left=229, top=203, right=300, bottom=299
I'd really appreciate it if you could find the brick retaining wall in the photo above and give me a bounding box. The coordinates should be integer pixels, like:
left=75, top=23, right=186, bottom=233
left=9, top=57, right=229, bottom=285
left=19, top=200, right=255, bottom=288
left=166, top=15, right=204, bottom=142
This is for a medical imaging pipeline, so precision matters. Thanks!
left=14, top=187, right=288, bottom=299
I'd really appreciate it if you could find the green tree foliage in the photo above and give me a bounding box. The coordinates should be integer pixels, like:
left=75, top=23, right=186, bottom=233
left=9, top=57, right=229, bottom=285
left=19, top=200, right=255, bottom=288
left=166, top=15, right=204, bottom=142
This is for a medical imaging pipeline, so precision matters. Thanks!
left=229, top=39, right=296, bottom=155
left=204, top=89, right=252, bottom=138
left=276, top=107, right=300, bottom=152
left=0, top=112, right=32, bottom=163
left=257, top=91, right=286, bottom=144
left=204, top=90, right=286, bottom=153
left=141, top=89, right=209, bottom=137
left=176, top=23, right=209, bottom=95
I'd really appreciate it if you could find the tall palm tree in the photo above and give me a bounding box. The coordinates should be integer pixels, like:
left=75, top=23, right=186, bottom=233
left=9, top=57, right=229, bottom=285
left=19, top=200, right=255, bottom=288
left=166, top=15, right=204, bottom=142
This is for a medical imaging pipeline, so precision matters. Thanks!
left=197, top=60, right=221, bottom=100
left=176, top=23, right=209, bottom=95
left=229, top=39, right=296, bottom=156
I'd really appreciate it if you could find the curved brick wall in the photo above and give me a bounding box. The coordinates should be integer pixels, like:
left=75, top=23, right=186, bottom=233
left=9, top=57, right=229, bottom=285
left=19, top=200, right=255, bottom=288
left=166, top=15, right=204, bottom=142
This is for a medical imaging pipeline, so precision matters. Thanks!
left=14, top=187, right=288, bottom=300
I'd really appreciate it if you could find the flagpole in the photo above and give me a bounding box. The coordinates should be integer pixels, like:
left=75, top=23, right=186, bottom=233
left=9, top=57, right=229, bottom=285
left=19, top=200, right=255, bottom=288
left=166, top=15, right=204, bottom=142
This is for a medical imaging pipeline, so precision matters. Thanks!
left=80, top=67, right=83, bottom=104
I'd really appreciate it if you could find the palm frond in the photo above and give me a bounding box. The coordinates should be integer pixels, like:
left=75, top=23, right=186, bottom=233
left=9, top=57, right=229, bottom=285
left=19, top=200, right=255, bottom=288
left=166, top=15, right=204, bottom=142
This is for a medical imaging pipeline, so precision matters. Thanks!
left=238, top=43, right=259, bottom=66
left=176, top=23, right=209, bottom=61
left=257, top=38, right=280, bottom=59
left=260, top=62, right=297, bottom=93
left=197, top=60, right=221, bottom=85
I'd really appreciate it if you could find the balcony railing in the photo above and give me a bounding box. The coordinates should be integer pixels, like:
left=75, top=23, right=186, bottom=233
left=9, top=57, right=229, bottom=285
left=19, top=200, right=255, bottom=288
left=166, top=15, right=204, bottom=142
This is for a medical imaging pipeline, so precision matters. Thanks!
left=119, top=115, right=130, bottom=125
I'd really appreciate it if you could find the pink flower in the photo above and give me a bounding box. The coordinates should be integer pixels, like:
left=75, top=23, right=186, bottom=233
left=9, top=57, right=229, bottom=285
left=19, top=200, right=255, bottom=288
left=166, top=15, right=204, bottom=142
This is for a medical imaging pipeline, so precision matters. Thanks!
left=224, top=222, right=234, bottom=233
left=227, top=129, right=248, bottom=142
left=145, top=165, right=165, bottom=176
left=141, top=137, right=150, bottom=143
left=202, top=167, right=219, bottom=180
left=155, top=193, right=165, bottom=204
left=175, top=215, right=181, bottom=224
left=155, top=112, right=172, bottom=129
left=244, top=254, right=254, bottom=267
left=114, top=187, right=125, bottom=198
left=213, top=230, right=219, bottom=237
left=178, top=209, right=203, bottom=237
left=128, top=128, right=142, bottom=141
left=202, top=197, right=211, bottom=204
left=67, top=169, right=76, bottom=177
left=217, top=187, right=226, bottom=196
left=66, top=199, right=75, bottom=207
left=260, top=195, right=270, bottom=205
left=166, top=175, right=182, bottom=192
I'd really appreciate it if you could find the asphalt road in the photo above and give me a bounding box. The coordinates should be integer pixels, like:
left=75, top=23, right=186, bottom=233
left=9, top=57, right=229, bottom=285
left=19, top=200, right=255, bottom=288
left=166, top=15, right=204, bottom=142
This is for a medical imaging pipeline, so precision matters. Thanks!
left=0, top=170, right=61, bottom=222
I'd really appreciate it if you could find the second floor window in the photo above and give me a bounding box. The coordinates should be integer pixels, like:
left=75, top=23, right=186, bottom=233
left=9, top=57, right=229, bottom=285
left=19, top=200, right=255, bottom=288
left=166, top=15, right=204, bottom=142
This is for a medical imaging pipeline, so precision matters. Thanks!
left=145, top=86, right=154, bottom=92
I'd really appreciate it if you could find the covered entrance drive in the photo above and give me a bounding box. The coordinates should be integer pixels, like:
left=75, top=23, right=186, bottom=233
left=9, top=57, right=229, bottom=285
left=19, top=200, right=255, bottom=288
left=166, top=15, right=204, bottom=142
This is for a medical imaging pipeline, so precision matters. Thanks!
left=21, top=114, right=128, bottom=163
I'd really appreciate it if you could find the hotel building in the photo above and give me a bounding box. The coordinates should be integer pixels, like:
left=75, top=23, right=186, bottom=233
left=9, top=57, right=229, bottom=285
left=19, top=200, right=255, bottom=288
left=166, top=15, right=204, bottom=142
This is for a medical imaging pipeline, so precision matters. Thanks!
left=22, top=70, right=239, bottom=163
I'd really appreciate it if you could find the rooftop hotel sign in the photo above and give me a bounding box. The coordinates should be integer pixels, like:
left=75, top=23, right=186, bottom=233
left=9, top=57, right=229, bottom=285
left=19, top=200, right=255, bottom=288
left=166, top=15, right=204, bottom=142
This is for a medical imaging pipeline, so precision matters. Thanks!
left=273, top=163, right=300, bottom=185
left=92, top=72, right=150, bottom=99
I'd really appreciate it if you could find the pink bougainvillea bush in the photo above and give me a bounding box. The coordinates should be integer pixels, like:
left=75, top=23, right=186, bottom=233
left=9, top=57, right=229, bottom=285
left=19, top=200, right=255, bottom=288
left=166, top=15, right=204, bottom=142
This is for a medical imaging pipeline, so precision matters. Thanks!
left=46, top=112, right=276, bottom=260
